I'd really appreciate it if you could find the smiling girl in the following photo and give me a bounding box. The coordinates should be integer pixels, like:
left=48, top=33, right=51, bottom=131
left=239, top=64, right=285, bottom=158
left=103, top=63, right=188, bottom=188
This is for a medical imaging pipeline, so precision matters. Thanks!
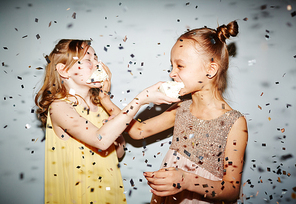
left=126, top=21, right=248, bottom=204
left=35, top=39, right=179, bottom=204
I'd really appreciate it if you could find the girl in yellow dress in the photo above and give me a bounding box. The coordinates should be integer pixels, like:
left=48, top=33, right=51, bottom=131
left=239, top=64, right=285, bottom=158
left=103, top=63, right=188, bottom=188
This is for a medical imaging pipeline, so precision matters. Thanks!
left=35, top=39, right=179, bottom=204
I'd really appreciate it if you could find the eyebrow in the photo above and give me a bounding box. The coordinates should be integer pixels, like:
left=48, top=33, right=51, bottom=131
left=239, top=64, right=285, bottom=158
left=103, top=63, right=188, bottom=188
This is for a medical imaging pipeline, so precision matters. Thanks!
left=171, top=59, right=185, bottom=64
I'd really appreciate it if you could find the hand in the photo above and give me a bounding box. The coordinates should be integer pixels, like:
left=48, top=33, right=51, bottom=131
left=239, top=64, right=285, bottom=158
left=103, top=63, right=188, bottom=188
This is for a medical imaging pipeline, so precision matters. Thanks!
left=144, top=167, right=189, bottom=197
left=137, top=82, right=181, bottom=105
left=98, top=61, right=112, bottom=101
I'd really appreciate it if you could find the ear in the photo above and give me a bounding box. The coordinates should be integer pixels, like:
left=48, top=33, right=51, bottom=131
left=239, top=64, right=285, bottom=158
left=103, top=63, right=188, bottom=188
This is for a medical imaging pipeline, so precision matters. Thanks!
left=206, top=62, right=219, bottom=79
left=55, top=63, right=68, bottom=78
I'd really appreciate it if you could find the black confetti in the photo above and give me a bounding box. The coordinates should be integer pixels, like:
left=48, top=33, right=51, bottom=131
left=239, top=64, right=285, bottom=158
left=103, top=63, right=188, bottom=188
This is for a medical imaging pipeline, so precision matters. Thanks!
left=280, top=154, right=293, bottom=161
left=36, top=34, right=40, bottom=39
left=184, top=149, right=191, bottom=157
left=130, top=179, right=135, bottom=187
left=72, top=12, right=76, bottom=19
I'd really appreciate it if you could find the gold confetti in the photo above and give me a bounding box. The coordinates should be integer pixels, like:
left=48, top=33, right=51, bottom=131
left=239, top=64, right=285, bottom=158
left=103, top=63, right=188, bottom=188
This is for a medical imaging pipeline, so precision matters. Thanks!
left=268, top=117, right=271, bottom=121
left=281, top=128, right=285, bottom=133
left=258, top=105, right=262, bottom=110
left=287, top=5, right=292, bottom=11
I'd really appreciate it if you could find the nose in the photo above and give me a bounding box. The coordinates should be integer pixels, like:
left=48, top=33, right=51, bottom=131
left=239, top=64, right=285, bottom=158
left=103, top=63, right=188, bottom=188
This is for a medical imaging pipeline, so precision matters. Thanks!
left=169, top=67, right=177, bottom=79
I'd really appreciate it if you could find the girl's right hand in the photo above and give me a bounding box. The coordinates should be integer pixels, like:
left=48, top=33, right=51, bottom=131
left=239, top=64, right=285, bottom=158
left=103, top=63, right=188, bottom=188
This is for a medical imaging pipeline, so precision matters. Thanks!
left=98, top=61, right=112, bottom=101
left=137, top=82, right=181, bottom=105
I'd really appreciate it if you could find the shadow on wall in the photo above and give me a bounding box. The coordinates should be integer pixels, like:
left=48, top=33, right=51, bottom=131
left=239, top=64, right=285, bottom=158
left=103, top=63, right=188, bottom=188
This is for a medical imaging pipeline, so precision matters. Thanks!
left=124, top=94, right=193, bottom=148
left=123, top=103, right=174, bottom=148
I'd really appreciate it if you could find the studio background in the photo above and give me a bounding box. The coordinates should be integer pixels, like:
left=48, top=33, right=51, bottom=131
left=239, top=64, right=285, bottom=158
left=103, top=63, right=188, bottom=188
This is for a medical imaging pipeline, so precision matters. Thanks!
left=0, top=0, right=295, bottom=203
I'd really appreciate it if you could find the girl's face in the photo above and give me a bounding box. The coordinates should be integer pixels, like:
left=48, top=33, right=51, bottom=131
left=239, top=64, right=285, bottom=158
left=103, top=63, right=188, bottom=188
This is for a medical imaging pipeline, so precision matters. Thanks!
left=67, top=46, right=102, bottom=88
left=170, top=39, right=208, bottom=96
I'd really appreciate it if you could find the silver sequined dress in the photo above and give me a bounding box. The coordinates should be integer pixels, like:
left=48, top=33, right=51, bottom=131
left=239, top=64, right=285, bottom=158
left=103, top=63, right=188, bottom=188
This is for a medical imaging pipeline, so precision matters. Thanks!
left=151, top=100, right=244, bottom=204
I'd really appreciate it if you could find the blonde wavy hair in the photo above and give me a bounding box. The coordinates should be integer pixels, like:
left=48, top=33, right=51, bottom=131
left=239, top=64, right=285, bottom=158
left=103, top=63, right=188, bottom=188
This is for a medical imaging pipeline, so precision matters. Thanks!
left=35, top=39, right=101, bottom=127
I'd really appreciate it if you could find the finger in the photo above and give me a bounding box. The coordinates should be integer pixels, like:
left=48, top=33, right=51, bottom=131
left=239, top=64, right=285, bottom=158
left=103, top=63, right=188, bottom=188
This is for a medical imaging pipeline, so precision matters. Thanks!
left=148, top=183, right=171, bottom=192
left=99, top=61, right=112, bottom=76
left=143, top=171, right=154, bottom=177
left=150, top=189, right=172, bottom=197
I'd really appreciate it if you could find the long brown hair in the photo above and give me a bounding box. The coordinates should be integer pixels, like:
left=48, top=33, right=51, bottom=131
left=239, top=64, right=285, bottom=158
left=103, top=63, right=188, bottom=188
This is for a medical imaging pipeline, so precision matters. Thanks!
left=35, top=39, right=101, bottom=126
left=178, top=21, right=239, bottom=99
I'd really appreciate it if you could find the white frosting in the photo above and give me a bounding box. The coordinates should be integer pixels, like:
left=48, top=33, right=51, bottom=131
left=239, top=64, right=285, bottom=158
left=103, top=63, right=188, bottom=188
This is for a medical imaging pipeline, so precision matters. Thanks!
left=86, top=63, right=109, bottom=85
left=159, top=81, right=184, bottom=99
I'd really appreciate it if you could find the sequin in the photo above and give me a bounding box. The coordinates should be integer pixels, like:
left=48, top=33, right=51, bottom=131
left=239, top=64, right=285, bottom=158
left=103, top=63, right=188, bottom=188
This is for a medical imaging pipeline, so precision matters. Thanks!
left=169, top=100, right=244, bottom=178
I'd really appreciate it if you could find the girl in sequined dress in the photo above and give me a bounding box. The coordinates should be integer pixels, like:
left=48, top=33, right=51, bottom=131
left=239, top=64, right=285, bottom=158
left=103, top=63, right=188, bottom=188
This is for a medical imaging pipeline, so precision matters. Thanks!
left=127, top=21, right=248, bottom=204
left=35, top=39, right=179, bottom=204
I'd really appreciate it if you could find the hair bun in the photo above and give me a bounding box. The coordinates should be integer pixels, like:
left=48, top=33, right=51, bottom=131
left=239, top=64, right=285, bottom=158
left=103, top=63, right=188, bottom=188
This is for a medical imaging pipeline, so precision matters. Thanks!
left=216, top=21, right=239, bottom=43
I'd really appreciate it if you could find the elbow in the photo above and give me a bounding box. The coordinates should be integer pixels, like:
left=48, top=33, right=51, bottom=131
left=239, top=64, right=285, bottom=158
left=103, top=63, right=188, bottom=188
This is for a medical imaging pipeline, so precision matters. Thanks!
left=94, top=140, right=112, bottom=151
left=221, top=188, right=240, bottom=202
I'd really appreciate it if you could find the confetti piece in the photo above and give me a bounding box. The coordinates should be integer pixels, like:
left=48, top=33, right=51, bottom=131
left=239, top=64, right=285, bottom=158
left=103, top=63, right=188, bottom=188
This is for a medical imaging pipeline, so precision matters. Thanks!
left=25, top=124, right=31, bottom=129
left=72, top=12, right=76, bottom=19
left=243, top=17, right=248, bottom=21
left=123, top=35, right=127, bottom=42
left=130, top=179, right=134, bottom=187
left=69, top=88, right=75, bottom=95
left=268, top=117, right=271, bottom=121
left=35, top=18, right=38, bottom=23
left=291, top=11, right=296, bottom=17
left=280, top=154, right=293, bottom=161
left=36, top=34, right=40, bottom=39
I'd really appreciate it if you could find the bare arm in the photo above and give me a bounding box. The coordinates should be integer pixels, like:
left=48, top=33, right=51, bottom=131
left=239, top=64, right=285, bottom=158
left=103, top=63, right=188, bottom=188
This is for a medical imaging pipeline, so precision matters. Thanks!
left=50, top=82, right=179, bottom=151
left=144, top=116, right=248, bottom=202
left=125, top=103, right=179, bottom=140
left=98, top=62, right=121, bottom=116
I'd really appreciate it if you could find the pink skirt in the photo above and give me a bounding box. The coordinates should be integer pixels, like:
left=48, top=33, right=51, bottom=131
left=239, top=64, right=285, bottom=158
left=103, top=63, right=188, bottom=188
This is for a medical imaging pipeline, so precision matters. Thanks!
left=150, top=149, right=224, bottom=204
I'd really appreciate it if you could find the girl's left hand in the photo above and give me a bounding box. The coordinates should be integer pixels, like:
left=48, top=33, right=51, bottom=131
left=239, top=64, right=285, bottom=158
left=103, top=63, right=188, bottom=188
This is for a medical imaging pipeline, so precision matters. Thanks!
left=144, top=167, right=189, bottom=197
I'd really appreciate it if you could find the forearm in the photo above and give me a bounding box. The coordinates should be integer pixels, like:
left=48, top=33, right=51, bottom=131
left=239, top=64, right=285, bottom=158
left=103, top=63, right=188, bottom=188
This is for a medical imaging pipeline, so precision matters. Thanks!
left=100, top=97, right=121, bottom=116
left=184, top=172, right=240, bottom=201
left=114, top=135, right=126, bottom=159
left=95, top=96, right=144, bottom=150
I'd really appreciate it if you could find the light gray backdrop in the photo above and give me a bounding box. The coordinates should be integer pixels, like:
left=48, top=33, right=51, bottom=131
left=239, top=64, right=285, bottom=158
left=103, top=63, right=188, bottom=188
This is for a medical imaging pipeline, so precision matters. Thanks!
left=0, top=0, right=295, bottom=203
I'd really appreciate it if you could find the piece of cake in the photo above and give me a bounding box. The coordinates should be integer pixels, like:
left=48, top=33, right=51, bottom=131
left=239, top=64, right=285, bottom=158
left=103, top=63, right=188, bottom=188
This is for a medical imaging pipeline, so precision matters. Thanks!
left=86, top=64, right=109, bottom=85
left=159, top=81, right=184, bottom=99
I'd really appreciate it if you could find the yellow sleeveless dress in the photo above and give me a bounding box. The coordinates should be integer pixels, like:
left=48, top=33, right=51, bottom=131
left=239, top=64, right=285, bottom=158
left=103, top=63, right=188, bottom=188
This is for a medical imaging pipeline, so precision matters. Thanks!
left=45, top=103, right=127, bottom=204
